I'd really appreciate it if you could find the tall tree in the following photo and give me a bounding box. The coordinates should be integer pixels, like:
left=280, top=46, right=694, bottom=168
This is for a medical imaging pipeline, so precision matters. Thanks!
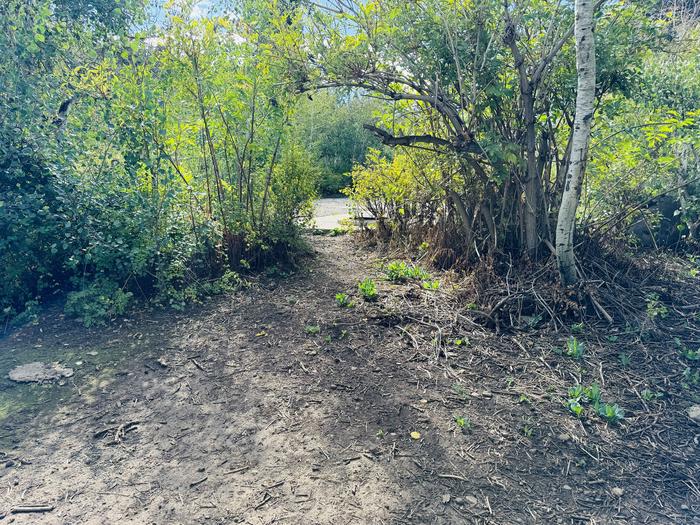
left=555, top=0, right=597, bottom=285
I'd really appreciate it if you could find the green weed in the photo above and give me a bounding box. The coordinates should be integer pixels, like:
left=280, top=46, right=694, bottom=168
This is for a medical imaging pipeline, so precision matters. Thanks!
left=422, top=279, right=440, bottom=290
left=384, top=261, right=430, bottom=282
left=571, top=322, right=585, bottom=334
left=645, top=293, right=668, bottom=319
left=454, top=415, right=473, bottom=430
left=566, top=382, right=624, bottom=424
left=598, top=403, right=625, bottom=424
left=565, top=336, right=585, bottom=359
left=640, top=389, right=662, bottom=401
left=304, top=325, right=321, bottom=335
left=335, top=292, right=353, bottom=307
left=358, top=278, right=378, bottom=301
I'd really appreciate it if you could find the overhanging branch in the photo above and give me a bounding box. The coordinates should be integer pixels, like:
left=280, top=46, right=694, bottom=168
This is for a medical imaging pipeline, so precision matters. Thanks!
left=363, top=124, right=482, bottom=155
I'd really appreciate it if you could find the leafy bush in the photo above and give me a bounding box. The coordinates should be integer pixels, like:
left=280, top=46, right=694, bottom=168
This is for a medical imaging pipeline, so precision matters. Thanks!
left=0, top=5, right=318, bottom=327
left=64, top=280, right=133, bottom=327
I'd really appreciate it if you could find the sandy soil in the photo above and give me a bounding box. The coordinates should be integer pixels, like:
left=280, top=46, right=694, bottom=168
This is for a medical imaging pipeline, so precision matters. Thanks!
left=0, top=235, right=698, bottom=524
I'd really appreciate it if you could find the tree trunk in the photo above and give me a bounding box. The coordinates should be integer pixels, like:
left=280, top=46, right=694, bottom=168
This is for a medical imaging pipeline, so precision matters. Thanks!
left=555, top=0, right=596, bottom=285
left=522, top=92, right=540, bottom=257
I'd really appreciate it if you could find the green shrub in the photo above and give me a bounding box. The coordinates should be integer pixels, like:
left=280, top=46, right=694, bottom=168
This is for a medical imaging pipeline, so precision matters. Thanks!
left=64, top=280, right=133, bottom=327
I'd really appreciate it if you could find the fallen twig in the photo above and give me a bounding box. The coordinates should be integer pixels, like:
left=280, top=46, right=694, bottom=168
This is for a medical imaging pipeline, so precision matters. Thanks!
left=11, top=505, right=54, bottom=514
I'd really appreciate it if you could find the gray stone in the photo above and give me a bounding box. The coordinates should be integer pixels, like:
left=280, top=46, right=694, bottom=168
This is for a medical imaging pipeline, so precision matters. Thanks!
left=8, top=362, right=74, bottom=383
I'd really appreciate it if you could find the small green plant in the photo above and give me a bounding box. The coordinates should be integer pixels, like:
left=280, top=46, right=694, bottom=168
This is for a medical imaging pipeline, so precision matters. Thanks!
left=645, top=292, right=668, bottom=320
left=518, top=394, right=530, bottom=404
left=566, top=383, right=622, bottom=423
left=522, top=423, right=534, bottom=438
left=568, top=400, right=584, bottom=417
left=384, top=261, right=431, bottom=282
left=565, top=336, right=585, bottom=359
left=568, top=385, right=584, bottom=399
left=453, top=338, right=469, bottom=347
left=304, top=325, right=321, bottom=335
left=358, top=278, right=378, bottom=301
left=640, top=389, right=662, bottom=401
left=619, top=352, right=631, bottom=367
left=583, top=383, right=602, bottom=408
left=454, top=415, right=473, bottom=430
left=422, top=279, right=440, bottom=290
left=376, top=429, right=385, bottom=438
left=323, top=335, right=332, bottom=343
left=571, top=322, right=585, bottom=334
left=452, top=383, right=470, bottom=401
left=598, top=403, right=625, bottom=424
left=335, top=292, right=353, bottom=307
left=675, top=339, right=700, bottom=361
left=682, top=367, right=700, bottom=389
left=385, top=261, right=412, bottom=282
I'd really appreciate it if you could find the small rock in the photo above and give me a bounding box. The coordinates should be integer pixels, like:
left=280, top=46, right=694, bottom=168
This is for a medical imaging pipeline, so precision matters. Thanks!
left=4, top=459, right=15, bottom=468
left=441, top=494, right=451, bottom=504
left=681, top=504, right=689, bottom=511
left=465, top=495, right=479, bottom=506
left=611, top=487, right=625, bottom=497
left=481, top=391, right=493, bottom=398
left=562, top=485, right=572, bottom=491
left=688, top=405, right=700, bottom=424
left=557, top=433, right=571, bottom=442
left=454, top=497, right=464, bottom=504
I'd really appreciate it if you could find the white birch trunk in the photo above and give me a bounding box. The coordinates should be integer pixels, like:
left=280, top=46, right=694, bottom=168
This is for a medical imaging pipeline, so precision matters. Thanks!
left=555, top=0, right=596, bottom=285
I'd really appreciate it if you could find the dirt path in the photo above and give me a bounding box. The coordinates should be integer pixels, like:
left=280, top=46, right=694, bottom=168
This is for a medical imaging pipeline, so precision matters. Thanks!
left=1, top=235, right=698, bottom=524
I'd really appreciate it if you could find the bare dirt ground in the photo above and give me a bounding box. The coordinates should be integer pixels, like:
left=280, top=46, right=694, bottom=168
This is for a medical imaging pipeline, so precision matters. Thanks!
left=1, top=235, right=699, bottom=524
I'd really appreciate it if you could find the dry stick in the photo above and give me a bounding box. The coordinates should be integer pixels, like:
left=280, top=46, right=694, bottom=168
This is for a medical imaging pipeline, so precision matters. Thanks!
left=224, top=465, right=250, bottom=475
left=190, top=477, right=208, bottom=488
left=11, top=505, right=54, bottom=514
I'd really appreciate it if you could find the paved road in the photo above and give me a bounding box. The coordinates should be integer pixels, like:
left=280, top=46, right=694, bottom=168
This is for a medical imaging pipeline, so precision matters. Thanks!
left=312, top=197, right=351, bottom=229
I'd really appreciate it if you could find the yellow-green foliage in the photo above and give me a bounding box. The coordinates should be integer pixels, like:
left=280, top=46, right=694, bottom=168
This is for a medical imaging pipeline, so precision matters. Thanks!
left=344, top=150, right=441, bottom=228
